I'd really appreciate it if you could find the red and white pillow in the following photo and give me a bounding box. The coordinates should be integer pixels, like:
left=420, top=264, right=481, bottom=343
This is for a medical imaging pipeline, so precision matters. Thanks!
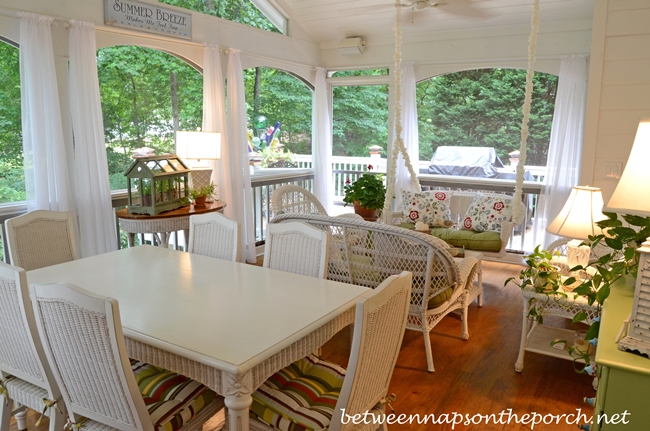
left=462, top=193, right=513, bottom=232
left=401, top=190, right=451, bottom=225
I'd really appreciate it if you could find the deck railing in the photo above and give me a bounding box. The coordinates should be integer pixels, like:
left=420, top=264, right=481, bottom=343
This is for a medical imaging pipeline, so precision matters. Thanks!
left=0, top=155, right=547, bottom=259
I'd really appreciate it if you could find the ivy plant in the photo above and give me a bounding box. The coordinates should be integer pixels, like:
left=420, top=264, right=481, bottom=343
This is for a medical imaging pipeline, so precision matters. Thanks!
left=506, top=212, right=650, bottom=371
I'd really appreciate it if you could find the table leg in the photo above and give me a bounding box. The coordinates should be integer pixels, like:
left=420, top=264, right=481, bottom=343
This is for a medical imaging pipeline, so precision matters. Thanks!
left=156, top=232, right=170, bottom=248
left=515, top=298, right=530, bottom=372
left=183, top=229, right=189, bottom=251
left=223, top=372, right=253, bottom=431
left=128, top=233, right=135, bottom=248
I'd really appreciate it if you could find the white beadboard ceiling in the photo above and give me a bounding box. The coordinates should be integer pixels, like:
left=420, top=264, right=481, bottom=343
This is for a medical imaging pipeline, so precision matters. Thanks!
left=274, top=0, right=594, bottom=44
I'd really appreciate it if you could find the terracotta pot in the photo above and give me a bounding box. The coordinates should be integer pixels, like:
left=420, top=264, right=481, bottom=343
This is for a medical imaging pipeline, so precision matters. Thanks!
left=194, top=195, right=208, bottom=209
left=353, top=201, right=380, bottom=222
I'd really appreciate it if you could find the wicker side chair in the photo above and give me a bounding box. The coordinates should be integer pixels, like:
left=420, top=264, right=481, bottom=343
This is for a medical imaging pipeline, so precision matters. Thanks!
left=4, top=210, right=79, bottom=271
left=270, top=185, right=327, bottom=217
left=31, top=282, right=224, bottom=431
left=270, top=214, right=480, bottom=372
left=188, top=212, right=239, bottom=261
left=263, top=222, right=330, bottom=279
left=224, top=272, right=412, bottom=431
left=0, top=262, right=65, bottom=431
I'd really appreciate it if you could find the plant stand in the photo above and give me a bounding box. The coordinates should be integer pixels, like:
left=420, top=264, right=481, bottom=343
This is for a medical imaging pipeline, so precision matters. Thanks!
left=516, top=287, right=600, bottom=389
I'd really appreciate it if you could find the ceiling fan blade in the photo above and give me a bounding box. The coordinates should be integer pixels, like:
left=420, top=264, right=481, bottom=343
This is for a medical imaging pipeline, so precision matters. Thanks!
left=441, top=0, right=492, bottom=19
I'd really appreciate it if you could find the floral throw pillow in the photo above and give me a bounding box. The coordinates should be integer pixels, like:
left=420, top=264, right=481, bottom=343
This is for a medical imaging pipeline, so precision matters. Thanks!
left=401, top=190, right=451, bottom=225
left=463, top=193, right=513, bottom=233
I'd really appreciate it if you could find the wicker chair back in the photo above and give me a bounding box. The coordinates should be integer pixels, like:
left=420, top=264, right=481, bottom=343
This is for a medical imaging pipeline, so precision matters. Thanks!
left=188, top=212, right=239, bottom=261
left=5, top=210, right=79, bottom=271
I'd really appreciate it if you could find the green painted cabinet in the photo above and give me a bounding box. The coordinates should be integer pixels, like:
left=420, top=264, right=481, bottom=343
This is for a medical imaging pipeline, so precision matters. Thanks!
left=593, top=283, right=650, bottom=430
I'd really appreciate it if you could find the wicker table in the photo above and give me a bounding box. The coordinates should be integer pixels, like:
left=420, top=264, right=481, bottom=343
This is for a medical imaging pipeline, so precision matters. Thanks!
left=27, top=246, right=368, bottom=431
left=515, top=286, right=600, bottom=382
left=116, top=201, right=226, bottom=248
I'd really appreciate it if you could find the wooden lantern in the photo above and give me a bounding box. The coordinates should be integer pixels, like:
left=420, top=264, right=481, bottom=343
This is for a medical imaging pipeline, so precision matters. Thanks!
left=124, top=155, right=190, bottom=215
left=618, top=241, right=650, bottom=357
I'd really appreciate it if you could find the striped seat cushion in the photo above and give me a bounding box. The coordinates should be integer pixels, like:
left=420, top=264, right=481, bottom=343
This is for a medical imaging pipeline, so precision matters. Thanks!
left=251, top=354, right=346, bottom=431
left=130, top=360, right=218, bottom=431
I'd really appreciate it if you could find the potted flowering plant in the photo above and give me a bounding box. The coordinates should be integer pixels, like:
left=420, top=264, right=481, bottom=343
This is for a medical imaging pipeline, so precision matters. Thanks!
left=343, top=166, right=386, bottom=221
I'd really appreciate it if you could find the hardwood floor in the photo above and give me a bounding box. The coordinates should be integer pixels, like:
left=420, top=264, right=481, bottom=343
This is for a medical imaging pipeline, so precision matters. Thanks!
left=319, top=260, right=595, bottom=430
left=9, top=260, right=595, bottom=431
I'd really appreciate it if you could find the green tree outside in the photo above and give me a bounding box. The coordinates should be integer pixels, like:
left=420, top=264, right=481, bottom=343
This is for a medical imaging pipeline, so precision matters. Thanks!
left=244, top=67, right=312, bottom=154
left=97, top=45, right=203, bottom=189
left=417, top=68, right=558, bottom=165
left=0, top=41, right=26, bottom=202
left=159, top=0, right=281, bottom=33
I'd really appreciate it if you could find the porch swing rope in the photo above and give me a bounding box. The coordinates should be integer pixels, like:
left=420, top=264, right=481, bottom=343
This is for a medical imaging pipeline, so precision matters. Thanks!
left=382, top=0, right=421, bottom=222
left=513, top=0, right=541, bottom=225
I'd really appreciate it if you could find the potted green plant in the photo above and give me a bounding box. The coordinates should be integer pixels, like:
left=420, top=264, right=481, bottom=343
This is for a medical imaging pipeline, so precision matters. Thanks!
left=506, top=246, right=568, bottom=295
left=190, top=182, right=216, bottom=209
left=343, top=170, right=386, bottom=221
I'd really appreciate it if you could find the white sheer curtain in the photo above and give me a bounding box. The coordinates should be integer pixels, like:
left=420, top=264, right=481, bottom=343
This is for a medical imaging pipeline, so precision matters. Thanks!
left=202, top=44, right=232, bottom=213
left=19, top=13, right=72, bottom=211
left=535, top=55, right=589, bottom=247
left=68, top=20, right=117, bottom=257
left=227, top=50, right=256, bottom=263
left=393, top=62, right=419, bottom=210
left=311, top=67, right=333, bottom=214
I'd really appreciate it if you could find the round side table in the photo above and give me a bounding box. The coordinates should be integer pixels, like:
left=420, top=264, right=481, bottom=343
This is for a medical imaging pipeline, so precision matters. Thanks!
left=116, top=201, right=227, bottom=248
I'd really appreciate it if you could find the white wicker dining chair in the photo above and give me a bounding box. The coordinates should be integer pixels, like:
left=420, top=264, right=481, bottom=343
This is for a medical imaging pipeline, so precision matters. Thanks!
left=4, top=210, right=79, bottom=271
left=224, top=271, right=412, bottom=431
left=31, top=282, right=224, bottom=431
left=263, top=221, right=330, bottom=278
left=188, top=212, right=239, bottom=261
left=0, top=262, right=65, bottom=431
left=270, top=184, right=327, bottom=217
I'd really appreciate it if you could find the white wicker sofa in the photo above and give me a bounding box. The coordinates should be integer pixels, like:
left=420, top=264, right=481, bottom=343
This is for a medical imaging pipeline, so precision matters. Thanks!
left=270, top=213, right=481, bottom=372
left=392, top=190, right=515, bottom=259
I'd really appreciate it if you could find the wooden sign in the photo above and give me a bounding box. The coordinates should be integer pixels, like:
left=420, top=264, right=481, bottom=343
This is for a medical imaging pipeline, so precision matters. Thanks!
left=104, top=0, right=192, bottom=40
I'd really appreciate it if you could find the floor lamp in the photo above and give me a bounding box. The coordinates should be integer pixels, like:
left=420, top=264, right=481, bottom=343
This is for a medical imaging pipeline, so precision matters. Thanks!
left=175, top=131, right=221, bottom=193
left=602, top=119, right=650, bottom=356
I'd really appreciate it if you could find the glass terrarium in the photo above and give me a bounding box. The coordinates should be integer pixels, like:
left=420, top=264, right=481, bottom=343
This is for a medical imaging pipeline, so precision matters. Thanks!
left=124, top=155, right=190, bottom=215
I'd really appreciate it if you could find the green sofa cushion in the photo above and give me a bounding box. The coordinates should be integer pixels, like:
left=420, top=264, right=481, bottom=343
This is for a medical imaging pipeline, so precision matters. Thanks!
left=397, top=223, right=502, bottom=253
left=428, top=287, right=454, bottom=309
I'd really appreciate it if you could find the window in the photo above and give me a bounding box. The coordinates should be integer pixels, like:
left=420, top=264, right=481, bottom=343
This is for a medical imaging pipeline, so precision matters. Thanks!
left=159, top=0, right=285, bottom=34
left=244, top=67, right=312, bottom=168
left=330, top=69, right=388, bottom=77
left=332, top=82, right=388, bottom=157
left=97, top=46, right=203, bottom=190
left=416, top=68, right=558, bottom=166
left=0, top=40, right=25, bottom=203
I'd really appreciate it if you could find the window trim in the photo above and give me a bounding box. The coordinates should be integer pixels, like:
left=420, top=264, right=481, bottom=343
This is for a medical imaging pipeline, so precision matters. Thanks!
left=249, top=0, right=288, bottom=35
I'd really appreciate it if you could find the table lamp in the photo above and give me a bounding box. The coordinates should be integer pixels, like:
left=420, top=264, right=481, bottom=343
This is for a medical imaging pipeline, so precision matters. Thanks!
left=175, top=130, right=221, bottom=191
left=603, top=119, right=650, bottom=357
left=546, top=185, right=605, bottom=268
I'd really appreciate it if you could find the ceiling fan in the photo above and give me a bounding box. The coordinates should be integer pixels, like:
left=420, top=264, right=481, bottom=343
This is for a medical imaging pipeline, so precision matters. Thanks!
left=399, top=1, right=445, bottom=12
left=391, top=0, right=490, bottom=19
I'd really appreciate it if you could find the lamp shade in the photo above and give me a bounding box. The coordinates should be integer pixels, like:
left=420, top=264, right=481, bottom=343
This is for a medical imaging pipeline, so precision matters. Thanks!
left=175, top=131, right=221, bottom=160
left=603, top=119, right=650, bottom=216
left=546, top=186, right=605, bottom=240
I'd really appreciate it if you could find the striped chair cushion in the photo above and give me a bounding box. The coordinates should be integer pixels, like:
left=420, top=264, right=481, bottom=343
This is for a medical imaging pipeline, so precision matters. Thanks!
left=131, top=360, right=218, bottom=431
left=251, top=354, right=346, bottom=431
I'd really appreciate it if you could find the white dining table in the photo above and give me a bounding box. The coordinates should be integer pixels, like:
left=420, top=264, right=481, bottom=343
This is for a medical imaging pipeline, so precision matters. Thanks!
left=27, top=245, right=369, bottom=431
